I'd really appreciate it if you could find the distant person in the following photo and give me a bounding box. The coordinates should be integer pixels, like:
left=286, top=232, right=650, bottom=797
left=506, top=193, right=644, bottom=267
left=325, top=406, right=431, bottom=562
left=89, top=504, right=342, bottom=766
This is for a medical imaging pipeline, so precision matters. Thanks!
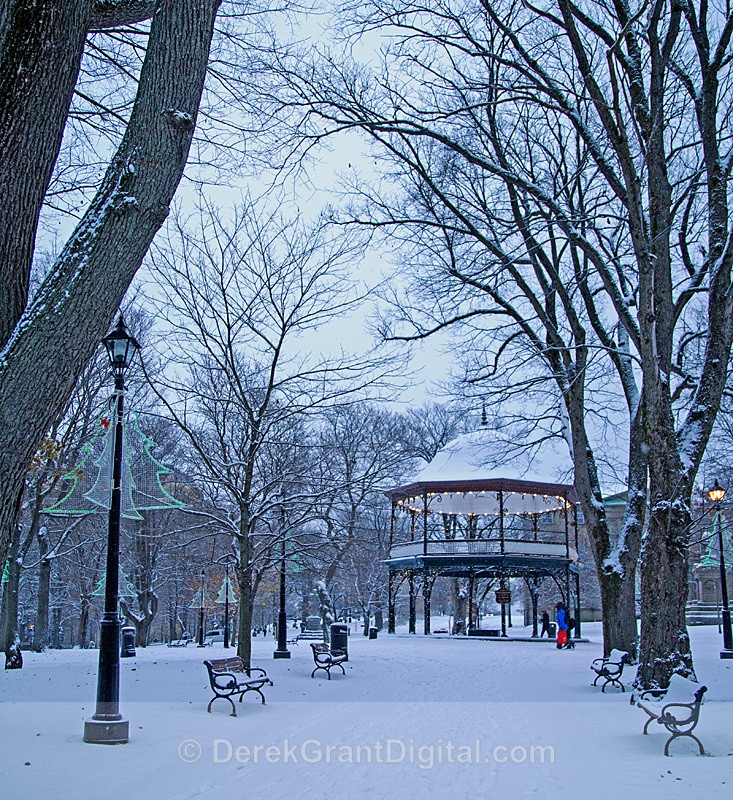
left=555, top=602, right=568, bottom=649
left=540, top=610, right=551, bottom=638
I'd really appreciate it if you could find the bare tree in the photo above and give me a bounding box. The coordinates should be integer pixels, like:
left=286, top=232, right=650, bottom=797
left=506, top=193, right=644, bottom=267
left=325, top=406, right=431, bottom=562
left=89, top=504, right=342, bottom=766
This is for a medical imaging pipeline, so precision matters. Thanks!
left=251, top=0, right=733, bottom=686
left=143, top=200, right=394, bottom=666
left=0, top=0, right=220, bottom=587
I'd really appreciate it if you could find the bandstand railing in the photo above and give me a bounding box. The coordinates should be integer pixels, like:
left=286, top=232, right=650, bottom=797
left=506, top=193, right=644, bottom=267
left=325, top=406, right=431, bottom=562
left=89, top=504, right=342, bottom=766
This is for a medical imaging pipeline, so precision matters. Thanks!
left=388, top=538, right=578, bottom=561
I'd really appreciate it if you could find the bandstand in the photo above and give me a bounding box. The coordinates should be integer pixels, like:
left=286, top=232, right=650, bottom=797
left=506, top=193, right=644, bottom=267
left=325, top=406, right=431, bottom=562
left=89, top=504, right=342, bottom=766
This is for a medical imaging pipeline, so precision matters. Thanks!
left=385, top=430, right=582, bottom=640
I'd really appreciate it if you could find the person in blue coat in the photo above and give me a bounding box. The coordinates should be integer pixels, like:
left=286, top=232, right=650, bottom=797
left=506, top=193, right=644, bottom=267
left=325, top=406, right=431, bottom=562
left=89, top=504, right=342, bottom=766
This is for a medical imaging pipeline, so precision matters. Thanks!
left=555, top=602, right=568, bottom=649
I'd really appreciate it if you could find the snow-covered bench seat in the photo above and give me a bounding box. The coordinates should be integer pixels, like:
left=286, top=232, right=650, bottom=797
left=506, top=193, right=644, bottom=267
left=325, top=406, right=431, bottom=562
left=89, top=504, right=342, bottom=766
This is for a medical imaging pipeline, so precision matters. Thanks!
left=635, top=674, right=707, bottom=755
left=590, top=649, right=630, bottom=692
left=310, top=642, right=347, bottom=680
left=204, top=657, right=273, bottom=717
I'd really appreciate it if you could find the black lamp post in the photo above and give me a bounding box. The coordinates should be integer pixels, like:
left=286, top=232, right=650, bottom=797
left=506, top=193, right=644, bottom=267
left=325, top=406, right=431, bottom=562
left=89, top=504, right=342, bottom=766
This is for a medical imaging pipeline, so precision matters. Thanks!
left=216, top=554, right=236, bottom=648
left=197, top=568, right=206, bottom=647
left=84, top=316, right=138, bottom=745
left=224, top=560, right=231, bottom=648
left=707, top=480, right=733, bottom=659
left=273, top=504, right=290, bottom=659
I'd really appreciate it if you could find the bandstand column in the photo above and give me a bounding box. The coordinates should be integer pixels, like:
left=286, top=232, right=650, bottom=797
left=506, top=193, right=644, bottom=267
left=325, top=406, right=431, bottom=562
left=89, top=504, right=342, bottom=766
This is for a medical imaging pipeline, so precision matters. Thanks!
left=500, top=578, right=507, bottom=637
left=499, top=490, right=505, bottom=554
left=423, top=576, right=432, bottom=635
left=388, top=572, right=396, bottom=634
left=468, top=573, right=474, bottom=632
left=408, top=571, right=416, bottom=634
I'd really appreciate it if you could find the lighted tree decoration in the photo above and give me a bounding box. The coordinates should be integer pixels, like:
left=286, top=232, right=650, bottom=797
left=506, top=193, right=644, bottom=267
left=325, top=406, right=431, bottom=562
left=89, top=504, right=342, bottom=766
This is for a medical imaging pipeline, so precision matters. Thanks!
left=47, top=412, right=183, bottom=519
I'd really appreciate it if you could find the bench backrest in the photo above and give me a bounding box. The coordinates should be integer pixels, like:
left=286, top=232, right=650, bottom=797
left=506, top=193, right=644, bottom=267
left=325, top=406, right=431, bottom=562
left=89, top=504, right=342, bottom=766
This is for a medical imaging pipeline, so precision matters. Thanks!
left=311, top=643, right=330, bottom=655
left=206, top=657, right=245, bottom=674
left=663, top=674, right=706, bottom=705
left=607, top=649, right=629, bottom=664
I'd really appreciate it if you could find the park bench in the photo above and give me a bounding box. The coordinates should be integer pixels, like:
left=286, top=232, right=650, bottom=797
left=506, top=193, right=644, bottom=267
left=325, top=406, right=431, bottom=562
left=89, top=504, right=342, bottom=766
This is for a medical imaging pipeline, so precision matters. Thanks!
left=203, top=657, right=273, bottom=717
left=634, top=674, right=707, bottom=756
left=310, top=642, right=347, bottom=680
left=590, top=649, right=630, bottom=692
left=167, top=637, right=190, bottom=648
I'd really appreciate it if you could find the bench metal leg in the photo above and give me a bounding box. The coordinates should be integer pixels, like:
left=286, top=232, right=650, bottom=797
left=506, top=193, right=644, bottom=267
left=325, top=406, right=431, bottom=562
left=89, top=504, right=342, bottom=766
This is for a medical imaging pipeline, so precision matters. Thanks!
left=643, top=715, right=655, bottom=735
left=208, top=695, right=237, bottom=717
left=601, top=677, right=624, bottom=693
left=664, top=732, right=705, bottom=757
left=311, top=665, right=328, bottom=679
left=240, top=686, right=266, bottom=704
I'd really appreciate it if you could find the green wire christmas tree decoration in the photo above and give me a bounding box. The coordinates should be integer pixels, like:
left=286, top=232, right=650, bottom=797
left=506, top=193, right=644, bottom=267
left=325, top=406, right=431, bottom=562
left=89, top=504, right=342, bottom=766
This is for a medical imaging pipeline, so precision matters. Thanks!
left=215, top=576, right=238, bottom=605
left=47, top=410, right=184, bottom=519
left=699, top=513, right=733, bottom=567
left=92, top=568, right=137, bottom=599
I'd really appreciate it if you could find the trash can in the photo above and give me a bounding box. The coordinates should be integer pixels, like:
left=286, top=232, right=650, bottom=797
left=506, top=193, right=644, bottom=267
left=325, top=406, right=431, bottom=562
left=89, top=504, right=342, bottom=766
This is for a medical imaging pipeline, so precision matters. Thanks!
left=330, top=623, right=349, bottom=661
left=549, top=622, right=557, bottom=637
left=120, top=626, right=136, bottom=658
left=369, top=626, right=378, bottom=640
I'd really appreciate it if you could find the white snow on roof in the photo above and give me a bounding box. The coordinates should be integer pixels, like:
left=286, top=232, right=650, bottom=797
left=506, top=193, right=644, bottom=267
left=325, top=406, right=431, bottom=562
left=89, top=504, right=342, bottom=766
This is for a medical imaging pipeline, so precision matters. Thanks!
left=412, top=428, right=573, bottom=486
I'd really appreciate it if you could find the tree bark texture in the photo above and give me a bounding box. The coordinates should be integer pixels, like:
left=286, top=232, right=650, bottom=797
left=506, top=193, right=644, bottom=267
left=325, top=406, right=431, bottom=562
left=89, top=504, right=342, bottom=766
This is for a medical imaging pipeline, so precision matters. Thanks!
left=236, top=564, right=254, bottom=670
left=34, top=556, right=51, bottom=652
left=0, top=0, right=90, bottom=349
left=0, top=0, right=220, bottom=584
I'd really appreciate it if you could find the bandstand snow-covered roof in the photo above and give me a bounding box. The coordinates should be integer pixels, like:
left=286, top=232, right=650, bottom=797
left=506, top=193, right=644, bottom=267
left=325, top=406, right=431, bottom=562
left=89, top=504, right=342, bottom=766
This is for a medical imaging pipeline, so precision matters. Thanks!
left=386, top=429, right=577, bottom=516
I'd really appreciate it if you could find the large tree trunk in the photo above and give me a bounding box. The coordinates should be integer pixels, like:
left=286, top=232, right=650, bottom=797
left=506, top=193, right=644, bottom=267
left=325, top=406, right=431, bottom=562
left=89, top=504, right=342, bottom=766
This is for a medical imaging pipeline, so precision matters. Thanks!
left=34, top=556, right=51, bottom=652
left=1, top=530, right=22, bottom=668
left=78, top=593, right=92, bottom=648
left=0, top=0, right=220, bottom=582
left=0, top=0, right=157, bottom=351
left=597, top=570, right=638, bottom=658
left=0, top=0, right=90, bottom=349
left=568, top=374, right=644, bottom=658
left=236, top=565, right=254, bottom=670
left=636, top=404, right=696, bottom=687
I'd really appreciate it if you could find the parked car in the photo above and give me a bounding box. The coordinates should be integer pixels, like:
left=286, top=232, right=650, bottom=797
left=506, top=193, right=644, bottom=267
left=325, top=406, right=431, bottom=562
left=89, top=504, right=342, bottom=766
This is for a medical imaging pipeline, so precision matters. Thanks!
left=204, top=628, right=224, bottom=645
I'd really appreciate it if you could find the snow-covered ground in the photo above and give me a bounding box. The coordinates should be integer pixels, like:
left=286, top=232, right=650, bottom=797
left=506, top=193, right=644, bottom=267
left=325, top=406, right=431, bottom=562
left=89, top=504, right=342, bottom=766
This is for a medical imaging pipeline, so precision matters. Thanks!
left=1, top=623, right=731, bottom=799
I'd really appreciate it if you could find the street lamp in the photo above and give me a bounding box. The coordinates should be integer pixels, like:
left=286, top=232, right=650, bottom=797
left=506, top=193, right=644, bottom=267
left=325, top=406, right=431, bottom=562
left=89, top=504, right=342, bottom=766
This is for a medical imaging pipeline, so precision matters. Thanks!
left=84, top=316, right=139, bottom=745
left=707, top=480, right=733, bottom=659
left=216, top=555, right=237, bottom=648
left=197, top=568, right=206, bottom=647
left=273, top=503, right=291, bottom=659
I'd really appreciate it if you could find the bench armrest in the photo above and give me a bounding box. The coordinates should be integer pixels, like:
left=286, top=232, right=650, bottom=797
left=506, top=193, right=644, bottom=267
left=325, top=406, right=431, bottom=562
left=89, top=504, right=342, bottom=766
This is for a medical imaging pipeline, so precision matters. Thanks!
left=210, top=671, right=239, bottom=691
left=659, top=702, right=697, bottom=726
left=246, top=666, right=268, bottom=678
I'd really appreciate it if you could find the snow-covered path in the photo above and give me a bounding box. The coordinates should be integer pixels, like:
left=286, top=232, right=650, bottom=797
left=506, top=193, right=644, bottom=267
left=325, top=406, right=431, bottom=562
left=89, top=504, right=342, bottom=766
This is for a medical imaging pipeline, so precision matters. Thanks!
left=1, top=624, right=730, bottom=799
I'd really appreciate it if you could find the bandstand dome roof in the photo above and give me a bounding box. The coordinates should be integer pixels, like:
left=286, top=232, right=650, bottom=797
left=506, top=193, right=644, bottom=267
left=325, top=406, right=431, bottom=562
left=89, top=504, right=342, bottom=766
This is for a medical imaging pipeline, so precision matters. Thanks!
left=386, top=429, right=577, bottom=516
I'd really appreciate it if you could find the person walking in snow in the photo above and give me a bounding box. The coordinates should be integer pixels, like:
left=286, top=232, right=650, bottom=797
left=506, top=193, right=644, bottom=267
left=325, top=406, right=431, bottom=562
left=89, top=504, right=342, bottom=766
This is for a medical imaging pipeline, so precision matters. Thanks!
left=555, top=602, right=568, bottom=649
left=540, top=610, right=551, bottom=638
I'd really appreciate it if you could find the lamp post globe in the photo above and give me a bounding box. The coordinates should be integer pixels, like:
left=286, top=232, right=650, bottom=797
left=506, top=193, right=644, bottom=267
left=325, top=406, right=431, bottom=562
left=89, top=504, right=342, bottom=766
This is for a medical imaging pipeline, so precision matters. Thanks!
left=84, top=316, right=139, bottom=745
left=706, top=480, right=733, bottom=659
